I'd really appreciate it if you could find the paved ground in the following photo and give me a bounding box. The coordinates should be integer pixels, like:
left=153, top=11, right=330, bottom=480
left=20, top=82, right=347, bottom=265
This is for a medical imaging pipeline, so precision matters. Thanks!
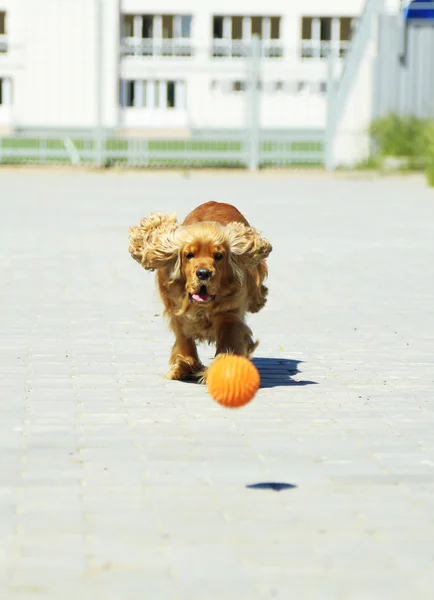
left=0, top=169, right=433, bottom=600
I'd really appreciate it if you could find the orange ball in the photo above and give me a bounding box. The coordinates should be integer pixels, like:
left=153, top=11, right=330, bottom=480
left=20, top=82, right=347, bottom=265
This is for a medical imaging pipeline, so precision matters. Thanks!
left=207, top=355, right=260, bottom=408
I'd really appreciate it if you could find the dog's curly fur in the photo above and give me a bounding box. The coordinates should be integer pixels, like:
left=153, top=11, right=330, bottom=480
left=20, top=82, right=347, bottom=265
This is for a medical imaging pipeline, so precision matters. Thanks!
left=129, top=201, right=272, bottom=381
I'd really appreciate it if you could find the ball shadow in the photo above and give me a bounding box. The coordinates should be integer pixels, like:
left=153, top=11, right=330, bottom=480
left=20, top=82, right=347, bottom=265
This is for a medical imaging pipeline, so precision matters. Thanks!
left=246, top=482, right=297, bottom=492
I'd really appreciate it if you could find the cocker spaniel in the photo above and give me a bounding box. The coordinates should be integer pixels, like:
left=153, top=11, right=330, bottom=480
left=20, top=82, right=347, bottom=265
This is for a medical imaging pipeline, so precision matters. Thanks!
left=128, top=201, right=272, bottom=381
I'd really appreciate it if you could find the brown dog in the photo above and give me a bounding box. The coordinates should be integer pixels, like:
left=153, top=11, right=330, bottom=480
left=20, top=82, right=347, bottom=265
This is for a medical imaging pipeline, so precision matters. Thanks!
left=129, top=201, right=272, bottom=381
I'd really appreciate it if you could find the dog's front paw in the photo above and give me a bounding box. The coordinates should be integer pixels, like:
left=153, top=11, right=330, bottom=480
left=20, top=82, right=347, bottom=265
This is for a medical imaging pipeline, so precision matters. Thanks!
left=165, top=361, right=204, bottom=382
left=196, top=366, right=208, bottom=385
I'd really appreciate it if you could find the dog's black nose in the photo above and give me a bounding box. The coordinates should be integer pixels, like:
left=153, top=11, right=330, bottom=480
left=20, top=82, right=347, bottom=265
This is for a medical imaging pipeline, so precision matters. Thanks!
left=196, top=268, right=212, bottom=281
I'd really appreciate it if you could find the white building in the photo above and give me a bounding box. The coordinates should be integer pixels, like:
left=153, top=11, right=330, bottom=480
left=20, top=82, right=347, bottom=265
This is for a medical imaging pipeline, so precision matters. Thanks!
left=0, top=0, right=399, bottom=137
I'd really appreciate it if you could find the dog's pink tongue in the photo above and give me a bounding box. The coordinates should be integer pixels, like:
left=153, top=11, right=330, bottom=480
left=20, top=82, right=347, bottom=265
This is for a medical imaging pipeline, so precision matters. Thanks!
left=192, top=291, right=210, bottom=303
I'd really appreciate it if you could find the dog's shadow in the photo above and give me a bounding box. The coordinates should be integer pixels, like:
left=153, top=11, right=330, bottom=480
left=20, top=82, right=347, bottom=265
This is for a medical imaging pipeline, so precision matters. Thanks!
left=181, top=356, right=316, bottom=388
left=252, top=357, right=316, bottom=389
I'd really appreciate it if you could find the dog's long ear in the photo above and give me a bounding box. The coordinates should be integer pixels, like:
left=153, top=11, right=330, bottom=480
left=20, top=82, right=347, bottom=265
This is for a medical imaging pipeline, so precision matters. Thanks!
left=225, top=222, right=272, bottom=270
left=129, top=212, right=180, bottom=271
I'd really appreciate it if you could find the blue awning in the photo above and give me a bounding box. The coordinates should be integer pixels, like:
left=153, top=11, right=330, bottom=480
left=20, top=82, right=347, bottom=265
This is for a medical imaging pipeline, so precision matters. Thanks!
left=403, top=0, right=434, bottom=22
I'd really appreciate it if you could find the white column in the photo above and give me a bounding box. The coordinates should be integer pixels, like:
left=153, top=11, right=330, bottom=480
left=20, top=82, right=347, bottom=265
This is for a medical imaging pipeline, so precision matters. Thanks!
left=331, top=17, right=340, bottom=58
left=154, top=15, right=162, bottom=56
left=133, top=15, right=142, bottom=37
left=147, top=80, right=155, bottom=109
left=3, top=78, right=12, bottom=106
left=119, top=79, right=127, bottom=108
left=312, top=18, right=320, bottom=59
left=262, top=17, right=271, bottom=40
left=174, top=15, right=181, bottom=38
left=134, top=80, right=145, bottom=107
left=242, top=17, right=251, bottom=41
left=175, top=81, right=185, bottom=110
left=223, top=16, right=231, bottom=39
left=262, top=16, right=271, bottom=56
left=133, top=15, right=142, bottom=56
left=222, top=16, right=232, bottom=56
left=281, top=14, right=297, bottom=65
left=242, top=16, right=251, bottom=57
left=173, top=15, right=181, bottom=55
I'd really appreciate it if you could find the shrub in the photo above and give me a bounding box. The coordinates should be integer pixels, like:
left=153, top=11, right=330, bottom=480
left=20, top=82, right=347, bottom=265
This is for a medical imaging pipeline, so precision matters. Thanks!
left=370, top=114, right=431, bottom=160
left=425, top=124, right=434, bottom=187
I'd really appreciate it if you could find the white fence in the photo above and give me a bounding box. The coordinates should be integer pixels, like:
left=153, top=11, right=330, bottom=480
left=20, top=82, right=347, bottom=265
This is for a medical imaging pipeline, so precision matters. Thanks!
left=0, top=130, right=324, bottom=168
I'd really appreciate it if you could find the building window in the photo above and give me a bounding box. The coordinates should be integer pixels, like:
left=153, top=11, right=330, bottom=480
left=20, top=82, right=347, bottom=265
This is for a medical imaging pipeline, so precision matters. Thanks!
left=142, top=15, right=153, bottom=38
left=180, top=16, right=192, bottom=38
left=232, top=81, right=246, bottom=92
left=301, top=16, right=357, bottom=59
left=251, top=17, right=262, bottom=38
left=123, top=15, right=133, bottom=37
left=162, top=15, right=173, bottom=38
left=127, top=81, right=135, bottom=107
left=0, top=11, right=7, bottom=53
left=212, top=15, right=283, bottom=58
left=340, top=18, right=355, bottom=46
left=121, top=14, right=193, bottom=56
left=213, top=16, right=224, bottom=39
left=167, top=82, right=175, bottom=108
left=270, top=17, right=280, bottom=40
left=120, top=80, right=184, bottom=109
left=0, top=78, right=12, bottom=105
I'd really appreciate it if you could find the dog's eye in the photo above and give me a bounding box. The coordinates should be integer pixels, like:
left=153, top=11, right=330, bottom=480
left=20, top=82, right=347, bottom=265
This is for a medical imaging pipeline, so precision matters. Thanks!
left=214, top=253, right=223, bottom=261
left=185, top=252, right=195, bottom=260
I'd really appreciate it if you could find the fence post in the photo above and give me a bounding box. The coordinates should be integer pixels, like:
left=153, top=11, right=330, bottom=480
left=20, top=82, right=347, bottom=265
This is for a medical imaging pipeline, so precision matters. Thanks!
left=94, top=0, right=104, bottom=167
left=40, top=137, right=47, bottom=165
left=247, top=34, right=261, bottom=171
left=324, top=51, right=336, bottom=171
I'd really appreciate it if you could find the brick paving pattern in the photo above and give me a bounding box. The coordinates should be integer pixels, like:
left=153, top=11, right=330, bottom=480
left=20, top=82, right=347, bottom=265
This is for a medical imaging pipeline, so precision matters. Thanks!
left=0, top=170, right=433, bottom=599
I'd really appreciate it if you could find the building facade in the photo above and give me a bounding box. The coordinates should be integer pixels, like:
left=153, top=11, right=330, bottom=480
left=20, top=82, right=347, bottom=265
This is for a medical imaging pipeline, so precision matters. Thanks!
left=0, top=0, right=378, bottom=135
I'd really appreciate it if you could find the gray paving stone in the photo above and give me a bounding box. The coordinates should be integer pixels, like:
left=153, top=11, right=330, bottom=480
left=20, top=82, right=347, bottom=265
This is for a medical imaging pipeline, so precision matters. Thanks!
left=0, top=170, right=434, bottom=599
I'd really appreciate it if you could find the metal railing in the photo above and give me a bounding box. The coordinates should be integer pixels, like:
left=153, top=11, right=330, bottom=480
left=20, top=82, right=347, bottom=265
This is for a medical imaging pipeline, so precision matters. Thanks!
left=121, top=37, right=193, bottom=57
left=120, top=37, right=285, bottom=59
left=300, top=40, right=351, bottom=59
left=212, top=39, right=284, bottom=59
left=0, top=132, right=324, bottom=169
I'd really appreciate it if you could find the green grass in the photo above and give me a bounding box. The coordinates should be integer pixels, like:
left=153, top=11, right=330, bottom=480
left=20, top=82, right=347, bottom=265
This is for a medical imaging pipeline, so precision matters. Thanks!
left=0, top=136, right=325, bottom=168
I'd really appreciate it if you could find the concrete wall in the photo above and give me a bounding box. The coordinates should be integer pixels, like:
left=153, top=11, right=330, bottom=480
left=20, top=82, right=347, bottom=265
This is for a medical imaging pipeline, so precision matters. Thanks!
left=1, top=0, right=119, bottom=129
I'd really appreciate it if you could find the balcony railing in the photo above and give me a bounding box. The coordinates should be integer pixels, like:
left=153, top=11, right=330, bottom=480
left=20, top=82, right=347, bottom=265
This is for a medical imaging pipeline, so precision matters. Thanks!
left=120, top=38, right=284, bottom=59
left=212, top=39, right=283, bottom=58
left=121, top=37, right=193, bottom=57
left=120, top=38, right=351, bottom=61
left=0, top=34, right=8, bottom=53
left=300, top=40, right=351, bottom=59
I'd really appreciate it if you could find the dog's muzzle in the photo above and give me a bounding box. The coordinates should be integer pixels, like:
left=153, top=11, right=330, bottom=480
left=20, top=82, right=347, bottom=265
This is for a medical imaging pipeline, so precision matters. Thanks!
left=189, top=285, right=216, bottom=304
